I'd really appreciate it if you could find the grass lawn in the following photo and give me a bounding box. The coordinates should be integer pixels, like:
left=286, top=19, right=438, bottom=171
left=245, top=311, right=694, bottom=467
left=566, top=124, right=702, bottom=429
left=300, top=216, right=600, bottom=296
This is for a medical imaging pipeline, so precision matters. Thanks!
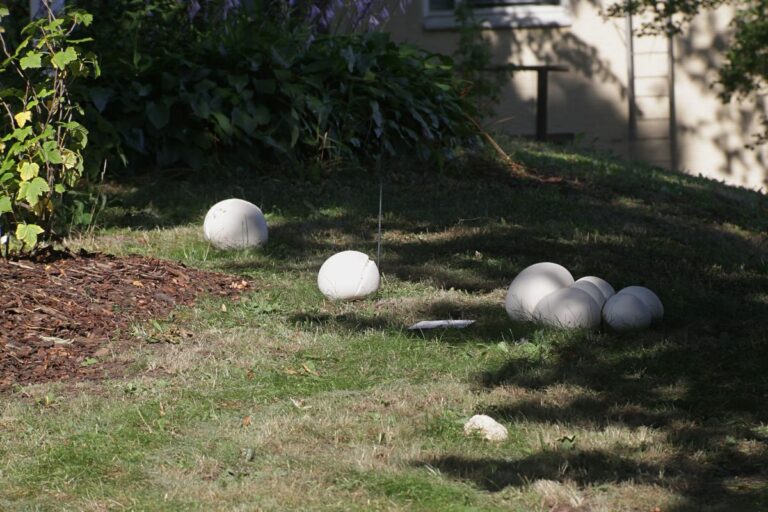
left=2, top=140, right=767, bottom=511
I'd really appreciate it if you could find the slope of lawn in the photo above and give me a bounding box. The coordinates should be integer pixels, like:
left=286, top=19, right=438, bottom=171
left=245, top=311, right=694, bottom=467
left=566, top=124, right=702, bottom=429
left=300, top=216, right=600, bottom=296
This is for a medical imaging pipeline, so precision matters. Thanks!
left=1, top=140, right=767, bottom=511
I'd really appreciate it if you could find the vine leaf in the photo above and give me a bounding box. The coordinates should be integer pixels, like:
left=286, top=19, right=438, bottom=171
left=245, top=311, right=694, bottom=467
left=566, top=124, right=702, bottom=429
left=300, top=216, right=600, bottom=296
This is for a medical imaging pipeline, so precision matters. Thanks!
left=14, top=111, right=31, bottom=127
left=51, top=47, right=77, bottom=69
left=0, top=196, right=11, bottom=213
left=15, top=223, right=44, bottom=248
left=19, top=161, right=39, bottom=181
left=17, top=176, right=50, bottom=206
left=19, top=52, right=41, bottom=69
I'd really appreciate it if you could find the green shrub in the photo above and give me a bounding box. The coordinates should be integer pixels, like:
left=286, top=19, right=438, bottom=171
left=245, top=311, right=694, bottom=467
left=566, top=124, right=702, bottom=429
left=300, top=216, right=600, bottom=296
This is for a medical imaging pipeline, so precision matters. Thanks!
left=0, top=5, right=98, bottom=253
left=72, top=1, right=479, bottom=175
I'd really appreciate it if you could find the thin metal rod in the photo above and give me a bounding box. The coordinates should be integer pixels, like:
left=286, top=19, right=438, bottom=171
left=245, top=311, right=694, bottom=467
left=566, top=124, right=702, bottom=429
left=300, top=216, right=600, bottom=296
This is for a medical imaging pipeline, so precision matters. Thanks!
left=376, top=176, right=383, bottom=270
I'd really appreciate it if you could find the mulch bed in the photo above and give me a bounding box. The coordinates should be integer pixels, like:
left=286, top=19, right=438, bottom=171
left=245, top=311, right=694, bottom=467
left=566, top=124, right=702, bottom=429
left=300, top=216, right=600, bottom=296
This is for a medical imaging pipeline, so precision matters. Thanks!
left=0, top=250, right=249, bottom=391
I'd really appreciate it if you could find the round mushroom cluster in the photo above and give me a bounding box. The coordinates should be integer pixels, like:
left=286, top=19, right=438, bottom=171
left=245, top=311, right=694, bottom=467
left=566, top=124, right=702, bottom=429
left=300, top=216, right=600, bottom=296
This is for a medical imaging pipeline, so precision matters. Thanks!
left=505, top=262, right=663, bottom=331
left=202, top=199, right=382, bottom=301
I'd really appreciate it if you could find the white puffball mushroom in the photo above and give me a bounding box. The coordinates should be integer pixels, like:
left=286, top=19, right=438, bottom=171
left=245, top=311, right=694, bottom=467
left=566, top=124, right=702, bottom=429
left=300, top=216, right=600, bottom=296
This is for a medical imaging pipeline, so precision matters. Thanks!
left=203, top=198, right=268, bottom=250
left=602, top=293, right=652, bottom=331
left=532, top=287, right=601, bottom=329
left=575, top=276, right=616, bottom=302
left=571, top=280, right=608, bottom=309
left=505, top=262, right=574, bottom=321
left=318, top=250, right=380, bottom=300
left=617, top=286, right=664, bottom=324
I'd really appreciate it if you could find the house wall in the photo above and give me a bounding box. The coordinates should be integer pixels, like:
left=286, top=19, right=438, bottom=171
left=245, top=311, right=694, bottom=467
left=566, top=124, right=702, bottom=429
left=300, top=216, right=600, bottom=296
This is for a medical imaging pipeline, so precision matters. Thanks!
left=386, top=1, right=768, bottom=192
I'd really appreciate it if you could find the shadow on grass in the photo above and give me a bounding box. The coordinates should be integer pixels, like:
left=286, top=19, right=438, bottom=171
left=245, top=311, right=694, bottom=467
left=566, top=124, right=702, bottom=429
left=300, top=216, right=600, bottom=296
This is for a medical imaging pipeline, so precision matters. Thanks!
left=101, top=145, right=768, bottom=510
left=419, top=451, right=663, bottom=491
left=416, top=449, right=768, bottom=510
left=287, top=300, right=544, bottom=344
left=431, top=320, right=768, bottom=509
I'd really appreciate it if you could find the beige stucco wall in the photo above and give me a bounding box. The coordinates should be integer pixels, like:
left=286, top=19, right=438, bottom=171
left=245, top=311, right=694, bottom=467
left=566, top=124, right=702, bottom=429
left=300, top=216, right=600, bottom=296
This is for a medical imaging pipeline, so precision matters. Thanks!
left=386, top=1, right=768, bottom=192
left=673, top=8, right=768, bottom=190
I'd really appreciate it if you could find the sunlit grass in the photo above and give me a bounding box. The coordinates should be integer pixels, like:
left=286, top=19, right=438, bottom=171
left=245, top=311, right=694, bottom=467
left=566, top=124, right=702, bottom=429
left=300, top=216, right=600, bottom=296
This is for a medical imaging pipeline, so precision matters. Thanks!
left=2, top=140, right=768, bottom=511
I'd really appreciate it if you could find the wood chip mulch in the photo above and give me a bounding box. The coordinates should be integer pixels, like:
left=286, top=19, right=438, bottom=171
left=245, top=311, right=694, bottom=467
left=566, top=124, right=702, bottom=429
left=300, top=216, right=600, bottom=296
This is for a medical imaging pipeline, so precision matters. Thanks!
left=0, top=250, right=250, bottom=391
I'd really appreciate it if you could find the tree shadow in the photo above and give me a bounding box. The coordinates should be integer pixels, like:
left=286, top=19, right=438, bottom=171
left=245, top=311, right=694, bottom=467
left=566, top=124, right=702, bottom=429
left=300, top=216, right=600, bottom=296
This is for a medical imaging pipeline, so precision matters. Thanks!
left=287, top=299, right=542, bottom=345
left=417, top=451, right=663, bottom=492
left=415, top=448, right=768, bottom=510
left=99, top=128, right=768, bottom=509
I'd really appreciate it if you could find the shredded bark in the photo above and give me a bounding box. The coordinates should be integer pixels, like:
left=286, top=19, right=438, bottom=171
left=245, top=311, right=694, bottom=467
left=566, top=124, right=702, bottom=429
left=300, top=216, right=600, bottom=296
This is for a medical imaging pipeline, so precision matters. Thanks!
left=0, top=250, right=249, bottom=391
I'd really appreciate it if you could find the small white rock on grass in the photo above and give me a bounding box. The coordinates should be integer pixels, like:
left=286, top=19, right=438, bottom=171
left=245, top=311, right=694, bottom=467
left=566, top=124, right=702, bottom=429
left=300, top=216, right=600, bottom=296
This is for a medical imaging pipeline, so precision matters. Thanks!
left=463, top=414, right=508, bottom=442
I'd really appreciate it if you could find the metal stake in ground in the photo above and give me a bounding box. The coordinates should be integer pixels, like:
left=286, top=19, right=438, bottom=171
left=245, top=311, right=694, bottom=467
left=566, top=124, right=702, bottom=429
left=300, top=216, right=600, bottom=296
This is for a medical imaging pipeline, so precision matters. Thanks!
left=376, top=176, right=383, bottom=270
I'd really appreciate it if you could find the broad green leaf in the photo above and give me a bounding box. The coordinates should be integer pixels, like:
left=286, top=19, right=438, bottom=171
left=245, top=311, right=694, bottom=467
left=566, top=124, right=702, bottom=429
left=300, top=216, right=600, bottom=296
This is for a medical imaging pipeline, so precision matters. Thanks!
left=146, top=101, right=169, bottom=129
left=253, top=105, right=270, bottom=125
left=61, top=121, right=88, bottom=148
left=19, top=52, right=41, bottom=69
left=0, top=87, right=23, bottom=99
left=0, top=195, right=11, bottom=213
left=41, top=140, right=63, bottom=164
left=0, top=158, right=14, bottom=174
left=232, top=108, right=256, bottom=136
left=12, top=35, right=32, bottom=56
left=15, top=223, right=44, bottom=248
left=191, top=100, right=211, bottom=119
left=73, top=12, right=93, bottom=26
left=46, top=18, right=65, bottom=32
left=36, top=87, right=55, bottom=99
left=61, top=150, right=79, bottom=170
left=212, top=112, right=233, bottom=136
left=17, top=176, right=49, bottom=206
left=7, top=141, right=25, bottom=158
left=227, top=74, right=249, bottom=93
left=19, top=161, right=39, bottom=181
left=341, top=46, right=356, bottom=72
left=51, top=47, right=77, bottom=70
left=370, top=101, right=383, bottom=129
left=0, top=7, right=9, bottom=18
left=88, top=87, right=112, bottom=112
left=14, top=111, right=31, bottom=127
left=10, top=126, right=32, bottom=142
left=54, top=183, right=66, bottom=194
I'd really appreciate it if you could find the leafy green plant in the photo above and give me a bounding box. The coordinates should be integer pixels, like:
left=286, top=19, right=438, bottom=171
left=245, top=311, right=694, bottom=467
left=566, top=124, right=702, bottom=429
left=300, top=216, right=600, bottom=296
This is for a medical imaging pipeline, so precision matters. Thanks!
left=0, top=4, right=98, bottom=254
left=71, top=1, right=478, bottom=175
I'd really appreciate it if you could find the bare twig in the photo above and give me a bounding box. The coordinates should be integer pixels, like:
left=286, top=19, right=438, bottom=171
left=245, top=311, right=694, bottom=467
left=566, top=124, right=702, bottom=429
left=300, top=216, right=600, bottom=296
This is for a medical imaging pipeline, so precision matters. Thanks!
left=464, top=112, right=528, bottom=176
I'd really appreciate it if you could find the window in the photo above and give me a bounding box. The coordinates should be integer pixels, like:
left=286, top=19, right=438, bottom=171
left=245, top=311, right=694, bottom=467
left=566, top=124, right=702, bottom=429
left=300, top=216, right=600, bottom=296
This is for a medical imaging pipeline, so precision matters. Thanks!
left=423, top=0, right=572, bottom=30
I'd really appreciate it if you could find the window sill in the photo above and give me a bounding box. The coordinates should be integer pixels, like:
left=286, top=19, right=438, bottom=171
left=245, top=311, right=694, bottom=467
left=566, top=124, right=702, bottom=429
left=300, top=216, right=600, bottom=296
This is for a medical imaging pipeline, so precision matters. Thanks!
left=423, top=5, right=572, bottom=30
